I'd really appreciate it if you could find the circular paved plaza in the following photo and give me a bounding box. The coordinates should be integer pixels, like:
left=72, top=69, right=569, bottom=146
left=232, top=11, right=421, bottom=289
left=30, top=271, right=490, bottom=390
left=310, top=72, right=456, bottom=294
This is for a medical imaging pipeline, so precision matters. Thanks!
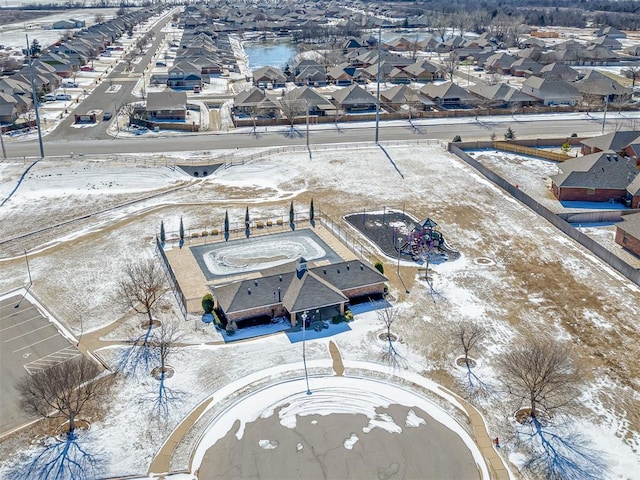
left=192, top=376, right=488, bottom=480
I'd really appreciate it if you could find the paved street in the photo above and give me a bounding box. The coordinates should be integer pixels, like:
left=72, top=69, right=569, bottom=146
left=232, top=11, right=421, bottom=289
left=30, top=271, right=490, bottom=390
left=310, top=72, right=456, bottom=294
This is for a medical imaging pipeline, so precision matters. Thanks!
left=0, top=294, right=80, bottom=436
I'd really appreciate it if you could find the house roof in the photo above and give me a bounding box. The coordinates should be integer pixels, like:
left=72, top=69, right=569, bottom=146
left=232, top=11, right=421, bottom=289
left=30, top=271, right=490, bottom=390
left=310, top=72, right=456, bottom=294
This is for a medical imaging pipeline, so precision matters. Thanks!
left=522, top=76, right=580, bottom=99
left=576, top=69, right=630, bottom=96
left=283, top=86, right=335, bottom=110
left=581, top=131, right=640, bottom=152
left=253, top=66, right=287, bottom=82
left=380, top=85, right=421, bottom=104
left=420, top=82, right=475, bottom=103
left=468, top=82, right=536, bottom=103
left=627, top=174, right=640, bottom=196
left=146, top=90, right=188, bottom=110
left=234, top=86, right=267, bottom=106
left=617, top=212, right=640, bottom=238
left=213, top=259, right=387, bottom=317
left=551, top=150, right=639, bottom=190
left=332, top=84, right=376, bottom=105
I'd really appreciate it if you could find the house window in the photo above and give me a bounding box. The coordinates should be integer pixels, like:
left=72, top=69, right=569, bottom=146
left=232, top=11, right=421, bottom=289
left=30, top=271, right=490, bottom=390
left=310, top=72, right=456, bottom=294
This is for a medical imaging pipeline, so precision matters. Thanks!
left=622, top=235, right=627, bottom=244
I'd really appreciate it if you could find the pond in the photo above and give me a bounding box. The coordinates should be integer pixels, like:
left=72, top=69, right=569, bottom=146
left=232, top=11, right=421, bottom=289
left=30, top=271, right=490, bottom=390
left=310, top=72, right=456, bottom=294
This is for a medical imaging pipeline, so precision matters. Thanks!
left=244, top=40, right=297, bottom=70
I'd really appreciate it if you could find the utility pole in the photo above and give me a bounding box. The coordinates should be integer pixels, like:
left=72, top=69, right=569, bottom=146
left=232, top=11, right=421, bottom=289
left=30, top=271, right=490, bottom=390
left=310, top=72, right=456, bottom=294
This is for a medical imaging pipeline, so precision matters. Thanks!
left=305, top=100, right=309, bottom=148
left=301, top=311, right=312, bottom=395
left=0, top=123, right=6, bottom=159
left=375, top=26, right=382, bottom=144
left=26, top=34, right=45, bottom=158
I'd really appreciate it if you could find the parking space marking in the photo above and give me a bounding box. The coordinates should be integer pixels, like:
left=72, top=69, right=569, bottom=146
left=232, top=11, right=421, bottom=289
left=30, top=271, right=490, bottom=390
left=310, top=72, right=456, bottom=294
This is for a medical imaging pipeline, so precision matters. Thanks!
left=24, top=347, right=80, bottom=374
left=12, top=333, right=60, bottom=353
left=0, top=314, right=42, bottom=332
left=4, top=324, right=52, bottom=343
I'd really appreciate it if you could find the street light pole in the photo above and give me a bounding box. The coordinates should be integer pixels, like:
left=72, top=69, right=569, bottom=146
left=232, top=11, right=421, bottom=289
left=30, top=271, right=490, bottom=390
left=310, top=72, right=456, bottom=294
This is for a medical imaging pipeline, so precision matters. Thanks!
left=301, top=311, right=312, bottom=395
left=0, top=123, right=6, bottom=159
left=25, top=34, right=45, bottom=158
left=602, top=95, right=608, bottom=134
left=375, top=26, right=382, bottom=144
left=306, top=100, right=309, bottom=148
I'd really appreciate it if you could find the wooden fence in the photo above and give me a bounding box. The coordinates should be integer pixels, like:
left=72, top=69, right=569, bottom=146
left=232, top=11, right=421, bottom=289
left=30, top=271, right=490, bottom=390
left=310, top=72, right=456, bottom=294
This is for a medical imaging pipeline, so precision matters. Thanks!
left=492, top=141, right=573, bottom=162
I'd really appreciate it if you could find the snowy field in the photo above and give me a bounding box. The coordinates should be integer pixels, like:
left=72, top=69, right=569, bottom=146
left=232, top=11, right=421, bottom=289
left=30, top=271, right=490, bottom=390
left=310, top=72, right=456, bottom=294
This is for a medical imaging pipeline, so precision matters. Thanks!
left=1, top=140, right=640, bottom=480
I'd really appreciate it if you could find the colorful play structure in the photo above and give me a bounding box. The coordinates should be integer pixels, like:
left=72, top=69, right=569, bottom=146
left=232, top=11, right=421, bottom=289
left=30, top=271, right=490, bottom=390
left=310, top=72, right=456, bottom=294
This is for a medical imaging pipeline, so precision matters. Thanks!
left=394, top=217, right=460, bottom=262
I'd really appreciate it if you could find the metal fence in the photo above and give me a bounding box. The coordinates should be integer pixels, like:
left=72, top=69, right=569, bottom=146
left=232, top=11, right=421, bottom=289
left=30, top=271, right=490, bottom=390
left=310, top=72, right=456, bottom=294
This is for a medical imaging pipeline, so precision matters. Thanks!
left=492, top=141, right=572, bottom=162
left=155, top=235, right=187, bottom=320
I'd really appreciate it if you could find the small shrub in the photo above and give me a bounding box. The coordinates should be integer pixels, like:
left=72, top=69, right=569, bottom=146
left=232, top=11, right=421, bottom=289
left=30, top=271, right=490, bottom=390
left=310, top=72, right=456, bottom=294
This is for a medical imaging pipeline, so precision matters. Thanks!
left=267, top=220, right=273, bottom=227
left=490, top=132, right=497, bottom=142
left=345, top=310, right=354, bottom=321
left=201, top=231, right=209, bottom=237
left=452, top=135, right=462, bottom=142
left=191, top=232, right=199, bottom=238
left=332, top=314, right=347, bottom=324
left=504, top=127, right=516, bottom=140
left=571, top=132, right=578, bottom=137
left=211, top=229, right=219, bottom=235
left=257, top=221, right=265, bottom=229
left=561, top=142, right=571, bottom=154
left=374, top=261, right=384, bottom=274
left=202, top=293, right=214, bottom=313
left=226, top=320, right=237, bottom=335
left=276, top=218, right=283, bottom=225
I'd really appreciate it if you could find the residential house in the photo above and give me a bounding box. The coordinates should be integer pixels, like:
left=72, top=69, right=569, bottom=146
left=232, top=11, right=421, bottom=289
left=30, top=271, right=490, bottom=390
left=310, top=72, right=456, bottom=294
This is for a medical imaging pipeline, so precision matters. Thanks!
left=539, top=63, right=580, bottom=82
left=420, top=82, right=476, bottom=108
left=550, top=150, right=639, bottom=203
left=484, top=52, right=517, bottom=74
left=282, top=86, right=336, bottom=116
left=212, top=257, right=387, bottom=328
left=623, top=45, right=640, bottom=57
left=595, top=26, right=626, bottom=39
left=614, top=212, right=640, bottom=257
left=0, top=92, right=18, bottom=124
left=380, top=85, right=433, bottom=112
left=510, top=57, right=543, bottom=77
left=146, top=90, right=188, bottom=121
left=52, top=19, right=77, bottom=30
left=233, top=87, right=278, bottom=118
left=331, top=84, right=377, bottom=112
left=402, top=59, right=442, bottom=83
left=576, top=69, right=631, bottom=101
left=520, top=76, right=581, bottom=106
left=292, top=59, right=327, bottom=86
left=468, top=82, right=538, bottom=108
left=167, top=61, right=202, bottom=90
left=252, top=66, right=287, bottom=88
left=581, top=130, right=640, bottom=155
left=625, top=176, right=640, bottom=209
left=327, top=63, right=357, bottom=86
left=39, top=52, right=75, bottom=77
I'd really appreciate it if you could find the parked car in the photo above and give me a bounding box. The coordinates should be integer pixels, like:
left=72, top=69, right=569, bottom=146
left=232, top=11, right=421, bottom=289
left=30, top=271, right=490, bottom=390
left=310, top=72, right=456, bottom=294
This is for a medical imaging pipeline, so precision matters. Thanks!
left=80, top=66, right=94, bottom=71
left=102, top=112, right=112, bottom=120
left=56, top=93, right=72, bottom=101
left=44, top=93, right=56, bottom=101
left=62, top=80, right=78, bottom=88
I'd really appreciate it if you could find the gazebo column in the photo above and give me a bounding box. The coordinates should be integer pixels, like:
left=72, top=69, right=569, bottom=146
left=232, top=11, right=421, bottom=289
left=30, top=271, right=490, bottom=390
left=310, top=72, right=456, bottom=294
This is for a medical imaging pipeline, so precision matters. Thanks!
left=291, top=311, right=297, bottom=327
left=340, top=303, right=345, bottom=315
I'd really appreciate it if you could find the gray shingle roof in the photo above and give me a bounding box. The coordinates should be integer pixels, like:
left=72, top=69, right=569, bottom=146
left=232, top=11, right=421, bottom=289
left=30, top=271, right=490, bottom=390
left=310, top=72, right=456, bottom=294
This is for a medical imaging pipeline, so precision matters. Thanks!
left=617, top=212, right=640, bottom=238
left=551, top=150, right=639, bottom=189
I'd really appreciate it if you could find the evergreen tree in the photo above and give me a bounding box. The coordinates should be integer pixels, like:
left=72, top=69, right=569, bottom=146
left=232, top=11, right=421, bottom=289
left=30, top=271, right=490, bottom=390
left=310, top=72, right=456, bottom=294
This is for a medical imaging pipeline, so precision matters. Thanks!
left=179, top=217, right=184, bottom=240
left=504, top=127, right=516, bottom=140
left=160, top=220, right=165, bottom=244
left=309, top=198, right=314, bottom=222
left=289, top=201, right=295, bottom=225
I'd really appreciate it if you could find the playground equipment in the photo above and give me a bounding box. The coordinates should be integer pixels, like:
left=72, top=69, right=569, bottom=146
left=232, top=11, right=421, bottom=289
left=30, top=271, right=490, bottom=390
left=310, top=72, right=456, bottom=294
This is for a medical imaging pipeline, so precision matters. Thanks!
left=394, top=217, right=460, bottom=262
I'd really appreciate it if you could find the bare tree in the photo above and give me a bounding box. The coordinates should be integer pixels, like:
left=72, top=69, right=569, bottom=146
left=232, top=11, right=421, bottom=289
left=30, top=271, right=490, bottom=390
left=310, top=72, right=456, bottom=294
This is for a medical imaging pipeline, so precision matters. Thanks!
left=443, top=53, right=459, bottom=81
left=497, top=337, right=579, bottom=421
left=450, top=320, right=486, bottom=368
left=278, top=98, right=306, bottom=137
left=116, top=257, right=166, bottom=326
left=16, top=356, right=106, bottom=437
left=146, top=319, right=184, bottom=419
left=377, top=306, right=405, bottom=368
left=94, top=13, right=105, bottom=24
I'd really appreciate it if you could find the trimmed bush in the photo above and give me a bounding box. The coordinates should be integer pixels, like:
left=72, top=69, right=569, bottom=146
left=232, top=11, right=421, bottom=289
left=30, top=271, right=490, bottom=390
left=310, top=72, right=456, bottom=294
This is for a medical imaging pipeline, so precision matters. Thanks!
left=201, top=231, right=209, bottom=237
left=267, top=220, right=273, bottom=227
left=374, top=261, right=384, bottom=274
left=211, top=229, right=219, bottom=235
left=571, top=133, right=578, bottom=137
left=257, top=221, right=265, bottom=228
left=276, top=218, right=283, bottom=225
left=202, top=294, right=214, bottom=313
left=452, top=135, right=462, bottom=142
left=191, top=232, right=199, bottom=238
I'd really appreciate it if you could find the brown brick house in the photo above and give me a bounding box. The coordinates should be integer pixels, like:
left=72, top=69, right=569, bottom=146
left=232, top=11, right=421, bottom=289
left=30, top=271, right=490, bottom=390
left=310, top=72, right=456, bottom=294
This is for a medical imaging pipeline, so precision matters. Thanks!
left=550, top=150, right=639, bottom=203
left=615, top=212, right=640, bottom=257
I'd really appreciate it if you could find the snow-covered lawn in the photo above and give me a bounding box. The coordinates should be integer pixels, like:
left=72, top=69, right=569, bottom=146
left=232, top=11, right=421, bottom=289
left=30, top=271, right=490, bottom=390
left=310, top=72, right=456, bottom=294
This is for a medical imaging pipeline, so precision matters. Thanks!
left=1, top=142, right=640, bottom=479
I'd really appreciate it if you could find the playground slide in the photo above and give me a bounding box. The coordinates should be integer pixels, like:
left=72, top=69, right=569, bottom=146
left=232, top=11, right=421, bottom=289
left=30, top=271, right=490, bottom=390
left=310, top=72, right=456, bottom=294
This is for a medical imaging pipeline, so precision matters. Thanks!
left=440, top=237, right=461, bottom=260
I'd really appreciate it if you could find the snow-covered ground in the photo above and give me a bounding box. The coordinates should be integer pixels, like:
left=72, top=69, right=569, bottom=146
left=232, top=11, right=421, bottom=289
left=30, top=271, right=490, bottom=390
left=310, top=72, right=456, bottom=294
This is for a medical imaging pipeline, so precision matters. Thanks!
left=1, top=141, right=640, bottom=479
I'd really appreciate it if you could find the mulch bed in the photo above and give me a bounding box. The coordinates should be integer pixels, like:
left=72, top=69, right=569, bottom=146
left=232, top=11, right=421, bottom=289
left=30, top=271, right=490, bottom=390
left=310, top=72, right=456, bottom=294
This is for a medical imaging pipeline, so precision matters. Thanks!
left=345, top=211, right=415, bottom=258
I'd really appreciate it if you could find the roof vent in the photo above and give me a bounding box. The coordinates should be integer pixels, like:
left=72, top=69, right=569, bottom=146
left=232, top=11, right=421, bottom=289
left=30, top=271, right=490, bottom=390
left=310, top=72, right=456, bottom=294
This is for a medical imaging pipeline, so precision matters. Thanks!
left=254, top=280, right=258, bottom=286
left=606, top=155, right=611, bottom=161
left=360, top=264, right=364, bottom=270
left=614, top=155, right=619, bottom=161
left=248, top=288, right=251, bottom=295
left=279, top=275, right=282, bottom=282
left=323, top=268, right=326, bottom=274
left=346, top=264, right=350, bottom=270
left=337, top=269, right=340, bottom=273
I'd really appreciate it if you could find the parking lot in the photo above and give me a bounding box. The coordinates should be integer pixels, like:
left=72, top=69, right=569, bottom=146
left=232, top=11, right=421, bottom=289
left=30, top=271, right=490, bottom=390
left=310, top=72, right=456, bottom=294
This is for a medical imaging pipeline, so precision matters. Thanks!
left=0, top=292, right=80, bottom=436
